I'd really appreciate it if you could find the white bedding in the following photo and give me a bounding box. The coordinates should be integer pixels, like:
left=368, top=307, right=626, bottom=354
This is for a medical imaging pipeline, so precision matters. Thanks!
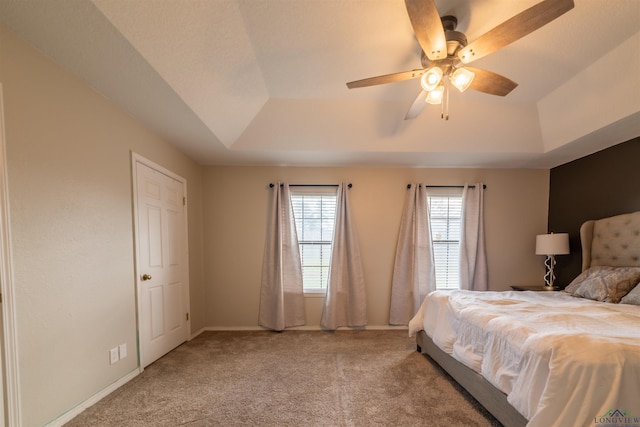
left=409, top=290, right=640, bottom=427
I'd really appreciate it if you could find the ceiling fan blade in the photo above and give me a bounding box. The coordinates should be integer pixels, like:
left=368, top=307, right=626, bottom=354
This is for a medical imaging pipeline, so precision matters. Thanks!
left=405, top=90, right=428, bottom=120
left=346, top=69, right=425, bottom=89
left=405, top=0, right=447, bottom=61
left=457, top=0, right=574, bottom=64
left=466, top=67, right=518, bottom=96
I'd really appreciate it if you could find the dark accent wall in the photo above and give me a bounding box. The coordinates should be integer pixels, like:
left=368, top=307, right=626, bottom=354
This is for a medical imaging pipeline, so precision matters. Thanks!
left=548, top=137, right=640, bottom=287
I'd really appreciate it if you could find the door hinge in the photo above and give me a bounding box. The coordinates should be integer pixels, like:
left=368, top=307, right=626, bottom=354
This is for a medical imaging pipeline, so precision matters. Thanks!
left=183, top=196, right=186, bottom=206
left=186, top=312, right=189, bottom=321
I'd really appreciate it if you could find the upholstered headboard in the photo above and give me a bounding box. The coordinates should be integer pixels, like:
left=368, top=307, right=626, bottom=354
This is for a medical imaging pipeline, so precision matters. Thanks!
left=580, top=211, right=640, bottom=271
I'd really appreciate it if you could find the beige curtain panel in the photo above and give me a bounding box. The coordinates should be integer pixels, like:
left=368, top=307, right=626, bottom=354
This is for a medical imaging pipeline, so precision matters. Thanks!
left=389, top=184, right=436, bottom=325
left=321, top=182, right=367, bottom=330
left=258, top=183, right=306, bottom=331
left=460, top=183, right=488, bottom=291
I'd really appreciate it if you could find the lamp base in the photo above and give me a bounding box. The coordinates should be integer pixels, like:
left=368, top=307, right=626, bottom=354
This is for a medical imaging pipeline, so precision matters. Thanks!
left=543, top=255, right=557, bottom=288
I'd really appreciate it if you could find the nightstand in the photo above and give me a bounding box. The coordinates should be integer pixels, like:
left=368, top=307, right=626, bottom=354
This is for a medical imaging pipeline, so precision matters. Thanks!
left=510, top=284, right=560, bottom=291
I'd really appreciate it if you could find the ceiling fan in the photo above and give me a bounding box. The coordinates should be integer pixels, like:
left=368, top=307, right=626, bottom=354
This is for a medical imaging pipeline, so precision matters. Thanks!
left=346, top=0, right=575, bottom=120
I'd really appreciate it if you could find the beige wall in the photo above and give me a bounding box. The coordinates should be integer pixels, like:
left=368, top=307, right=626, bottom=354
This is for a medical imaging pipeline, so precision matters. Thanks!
left=0, top=25, right=204, bottom=426
left=203, top=166, right=550, bottom=328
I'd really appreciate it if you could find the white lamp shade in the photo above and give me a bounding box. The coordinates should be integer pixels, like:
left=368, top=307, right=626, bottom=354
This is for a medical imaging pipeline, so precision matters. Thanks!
left=535, top=233, right=570, bottom=255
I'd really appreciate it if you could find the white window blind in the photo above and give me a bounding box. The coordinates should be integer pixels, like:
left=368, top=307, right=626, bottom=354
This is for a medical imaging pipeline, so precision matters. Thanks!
left=428, top=191, right=462, bottom=290
left=291, top=188, right=337, bottom=293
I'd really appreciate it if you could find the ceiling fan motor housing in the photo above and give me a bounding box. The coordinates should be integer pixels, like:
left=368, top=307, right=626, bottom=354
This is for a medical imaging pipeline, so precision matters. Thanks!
left=441, top=16, right=468, bottom=57
left=420, top=15, right=467, bottom=69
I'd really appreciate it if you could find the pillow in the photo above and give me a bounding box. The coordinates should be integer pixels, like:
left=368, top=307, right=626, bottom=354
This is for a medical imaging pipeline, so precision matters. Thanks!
left=564, top=266, right=614, bottom=294
left=621, top=282, right=640, bottom=305
left=571, top=267, right=640, bottom=303
left=604, top=276, right=639, bottom=303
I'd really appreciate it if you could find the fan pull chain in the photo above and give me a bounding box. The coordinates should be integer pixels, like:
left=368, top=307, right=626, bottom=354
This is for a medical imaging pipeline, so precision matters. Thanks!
left=441, top=76, right=450, bottom=120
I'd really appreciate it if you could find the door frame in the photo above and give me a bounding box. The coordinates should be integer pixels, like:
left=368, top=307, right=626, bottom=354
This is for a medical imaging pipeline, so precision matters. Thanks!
left=131, top=152, right=191, bottom=371
left=0, top=84, right=22, bottom=426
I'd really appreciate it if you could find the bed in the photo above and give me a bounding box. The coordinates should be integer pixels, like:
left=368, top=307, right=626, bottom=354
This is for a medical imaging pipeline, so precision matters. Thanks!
left=409, top=211, right=640, bottom=427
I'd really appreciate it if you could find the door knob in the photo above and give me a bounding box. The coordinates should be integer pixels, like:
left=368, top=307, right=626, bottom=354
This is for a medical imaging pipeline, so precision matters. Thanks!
left=141, top=274, right=152, bottom=281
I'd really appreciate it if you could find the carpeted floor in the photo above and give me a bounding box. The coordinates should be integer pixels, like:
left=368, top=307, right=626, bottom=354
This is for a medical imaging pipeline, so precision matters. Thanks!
left=66, top=330, right=502, bottom=426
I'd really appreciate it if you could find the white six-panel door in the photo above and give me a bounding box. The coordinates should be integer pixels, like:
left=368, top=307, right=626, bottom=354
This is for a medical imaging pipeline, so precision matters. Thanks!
left=134, top=157, right=189, bottom=368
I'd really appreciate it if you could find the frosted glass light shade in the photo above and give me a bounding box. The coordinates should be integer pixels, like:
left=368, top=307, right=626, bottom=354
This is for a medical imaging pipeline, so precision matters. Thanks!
left=451, top=67, right=475, bottom=92
left=426, top=86, right=444, bottom=104
left=421, top=67, right=443, bottom=92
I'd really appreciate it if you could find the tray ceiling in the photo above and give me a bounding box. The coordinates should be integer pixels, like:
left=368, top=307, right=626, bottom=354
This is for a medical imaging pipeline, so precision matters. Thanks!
left=1, top=0, right=638, bottom=167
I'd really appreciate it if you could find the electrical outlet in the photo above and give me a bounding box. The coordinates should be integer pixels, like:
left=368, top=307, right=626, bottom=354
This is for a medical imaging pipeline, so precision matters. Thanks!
left=119, top=343, right=127, bottom=360
left=110, top=347, right=119, bottom=365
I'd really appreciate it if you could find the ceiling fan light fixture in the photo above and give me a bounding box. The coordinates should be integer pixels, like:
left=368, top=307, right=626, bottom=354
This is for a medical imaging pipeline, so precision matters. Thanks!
left=426, top=85, right=444, bottom=105
left=347, top=0, right=574, bottom=120
left=420, top=67, right=443, bottom=92
left=450, top=67, right=475, bottom=92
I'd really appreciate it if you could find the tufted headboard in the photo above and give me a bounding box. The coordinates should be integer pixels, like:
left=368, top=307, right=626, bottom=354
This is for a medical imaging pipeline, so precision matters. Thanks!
left=580, top=211, right=640, bottom=271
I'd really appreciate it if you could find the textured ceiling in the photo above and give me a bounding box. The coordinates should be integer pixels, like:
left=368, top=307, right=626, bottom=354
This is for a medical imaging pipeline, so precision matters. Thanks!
left=1, top=0, right=639, bottom=167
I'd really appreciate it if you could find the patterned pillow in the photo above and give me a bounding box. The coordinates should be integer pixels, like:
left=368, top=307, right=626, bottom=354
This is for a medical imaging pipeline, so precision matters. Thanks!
left=572, top=267, right=640, bottom=303
left=564, top=266, right=614, bottom=294
left=620, top=283, right=640, bottom=305
left=605, top=277, right=639, bottom=303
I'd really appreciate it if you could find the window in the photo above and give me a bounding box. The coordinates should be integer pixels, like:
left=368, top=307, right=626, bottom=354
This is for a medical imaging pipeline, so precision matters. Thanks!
left=428, top=191, right=462, bottom=290
left=291, top=188, right=337, bottom=293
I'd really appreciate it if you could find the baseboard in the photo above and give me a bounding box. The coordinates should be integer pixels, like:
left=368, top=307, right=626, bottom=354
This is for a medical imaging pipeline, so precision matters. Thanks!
left=190, top=327, right=207, bottom=340
left=45, top=368, right=140, bottom=427
left=195, top=325, right=408, bottom=334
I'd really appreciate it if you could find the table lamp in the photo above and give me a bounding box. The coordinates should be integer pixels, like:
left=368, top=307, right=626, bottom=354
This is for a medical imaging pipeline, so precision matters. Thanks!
left=535, top=233, right=569, bottom=289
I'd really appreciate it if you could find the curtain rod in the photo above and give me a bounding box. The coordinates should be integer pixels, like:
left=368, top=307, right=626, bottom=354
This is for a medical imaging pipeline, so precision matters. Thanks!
left=406, top=184, right=486, bottom=189
left=269, top=183, right=352, bottom=188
